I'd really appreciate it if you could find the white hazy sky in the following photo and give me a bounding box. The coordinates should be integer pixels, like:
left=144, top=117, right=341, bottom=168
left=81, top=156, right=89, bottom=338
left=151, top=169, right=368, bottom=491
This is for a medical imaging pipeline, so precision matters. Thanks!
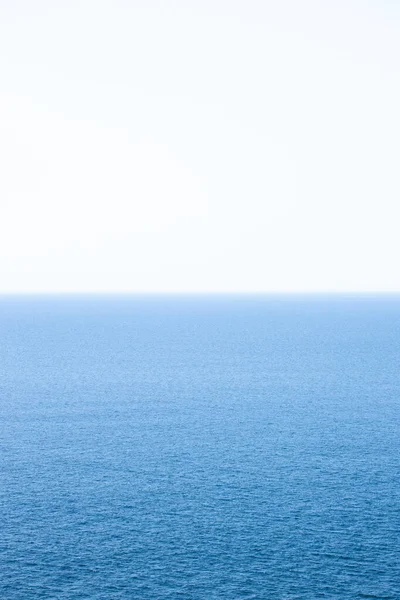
left=1, top=0, right=400, bottom=293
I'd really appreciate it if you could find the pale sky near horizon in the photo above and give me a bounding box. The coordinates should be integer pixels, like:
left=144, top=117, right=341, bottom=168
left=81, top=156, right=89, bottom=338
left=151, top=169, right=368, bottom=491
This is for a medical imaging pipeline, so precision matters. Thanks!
left=1, top=0, right=400, bottom=293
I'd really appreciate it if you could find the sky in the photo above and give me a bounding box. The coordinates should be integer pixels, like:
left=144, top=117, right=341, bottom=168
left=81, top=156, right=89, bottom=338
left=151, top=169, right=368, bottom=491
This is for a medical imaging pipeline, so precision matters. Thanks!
left=1, top=0, right=400, bottom=293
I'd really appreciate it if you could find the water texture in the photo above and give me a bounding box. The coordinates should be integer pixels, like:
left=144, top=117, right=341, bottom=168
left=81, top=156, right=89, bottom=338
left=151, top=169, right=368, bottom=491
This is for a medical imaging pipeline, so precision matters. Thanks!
left=0, top=295, right=399, bottom=599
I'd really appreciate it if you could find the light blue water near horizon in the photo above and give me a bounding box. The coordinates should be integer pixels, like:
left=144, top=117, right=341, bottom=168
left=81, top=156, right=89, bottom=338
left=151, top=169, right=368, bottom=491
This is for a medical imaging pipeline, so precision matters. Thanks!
left=0, top=295, right=399, bottom=599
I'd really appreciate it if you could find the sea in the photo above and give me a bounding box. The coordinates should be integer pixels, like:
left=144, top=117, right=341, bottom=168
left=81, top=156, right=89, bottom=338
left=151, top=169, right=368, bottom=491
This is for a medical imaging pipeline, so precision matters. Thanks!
left=0, top=295, right=399, bottom=599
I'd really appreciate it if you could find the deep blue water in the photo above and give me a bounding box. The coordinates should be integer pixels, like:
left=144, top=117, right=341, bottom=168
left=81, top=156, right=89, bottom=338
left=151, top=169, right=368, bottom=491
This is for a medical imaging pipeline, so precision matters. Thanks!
left=1, top=295, right=399, bottom=599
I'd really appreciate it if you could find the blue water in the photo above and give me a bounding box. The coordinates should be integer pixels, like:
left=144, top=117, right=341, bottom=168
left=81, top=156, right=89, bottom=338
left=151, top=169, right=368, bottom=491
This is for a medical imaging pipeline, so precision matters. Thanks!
left=1, top=295, right=399, bottom=599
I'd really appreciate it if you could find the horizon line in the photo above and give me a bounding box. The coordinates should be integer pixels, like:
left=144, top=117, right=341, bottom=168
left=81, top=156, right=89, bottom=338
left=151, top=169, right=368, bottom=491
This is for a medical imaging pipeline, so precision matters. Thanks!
left=1, top=290, right=400, bottom=297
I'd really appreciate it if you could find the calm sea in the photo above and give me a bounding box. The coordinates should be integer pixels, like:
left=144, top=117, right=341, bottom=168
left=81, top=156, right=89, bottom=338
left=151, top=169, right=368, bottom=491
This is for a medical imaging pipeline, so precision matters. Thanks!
left=1, top=295, right=399, bottom=599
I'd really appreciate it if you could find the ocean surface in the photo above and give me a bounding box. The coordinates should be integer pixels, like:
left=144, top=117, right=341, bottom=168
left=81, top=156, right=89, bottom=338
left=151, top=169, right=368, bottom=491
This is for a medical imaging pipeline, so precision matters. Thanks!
left=1, top=295, right=399, bottom=599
